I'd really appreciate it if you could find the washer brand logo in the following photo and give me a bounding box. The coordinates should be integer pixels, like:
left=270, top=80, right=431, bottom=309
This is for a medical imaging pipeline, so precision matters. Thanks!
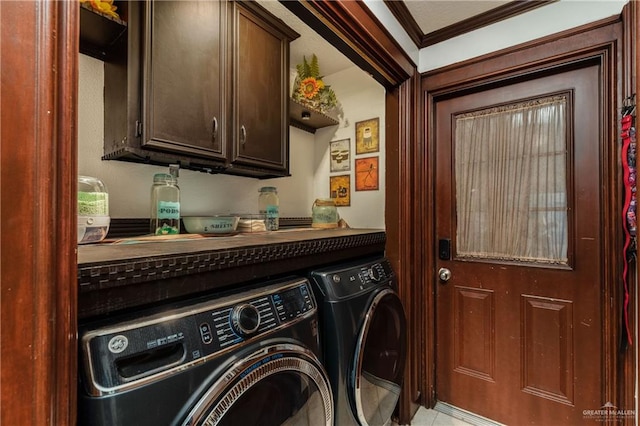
left=108, top=335, right=129, bottom=354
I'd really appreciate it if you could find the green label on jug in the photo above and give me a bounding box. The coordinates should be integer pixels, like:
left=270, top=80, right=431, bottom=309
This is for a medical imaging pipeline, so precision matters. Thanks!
left=266, top=205, right=278, bottom=218
left=157, top=201, right=180, bottom=219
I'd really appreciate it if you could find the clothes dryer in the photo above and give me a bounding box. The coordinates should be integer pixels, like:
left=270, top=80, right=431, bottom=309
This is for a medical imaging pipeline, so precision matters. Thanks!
left=78, top=277, right=333, bottom=426
left=309, top=257, right=407, bottom=426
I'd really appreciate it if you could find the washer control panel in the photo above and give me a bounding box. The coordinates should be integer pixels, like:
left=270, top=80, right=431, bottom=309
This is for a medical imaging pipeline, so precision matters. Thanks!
left=312, top=257, right=395, bottom=299
left=80, top=278, right=315, bottom=395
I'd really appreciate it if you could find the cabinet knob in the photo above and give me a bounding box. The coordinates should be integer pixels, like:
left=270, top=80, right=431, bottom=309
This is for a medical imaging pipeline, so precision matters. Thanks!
left=240, top=125, right=247, bottom=146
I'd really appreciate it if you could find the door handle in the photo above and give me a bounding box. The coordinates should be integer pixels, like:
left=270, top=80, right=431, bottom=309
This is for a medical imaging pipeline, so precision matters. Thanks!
left=240, top=125, right=247, bottom=146
left=211, top=117, right=218, bottom=142
left=438, top=267, right=452, bottom=283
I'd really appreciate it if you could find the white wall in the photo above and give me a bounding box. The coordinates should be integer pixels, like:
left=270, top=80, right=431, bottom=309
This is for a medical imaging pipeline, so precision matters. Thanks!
left=418, top=0, right=628, bottom=73
left=311, top=67, right=387, bottom=229
left=78, top=55, right=386, bottom=228
left=364, top=0, right=628, bottom=74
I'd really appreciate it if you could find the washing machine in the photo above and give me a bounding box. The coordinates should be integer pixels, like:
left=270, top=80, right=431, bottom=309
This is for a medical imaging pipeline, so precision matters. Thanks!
left=309, top=257, right=407, bottom=426
left=77, top=277, right=333, bottom=426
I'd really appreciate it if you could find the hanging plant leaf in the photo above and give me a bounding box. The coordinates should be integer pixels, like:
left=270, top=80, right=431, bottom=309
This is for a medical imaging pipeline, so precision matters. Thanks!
left=309, top=54, right=320, bottom=79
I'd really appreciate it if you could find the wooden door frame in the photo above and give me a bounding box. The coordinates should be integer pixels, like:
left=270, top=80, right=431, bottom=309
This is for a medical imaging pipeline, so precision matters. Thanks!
left=421, top=12, right=636, bottom=418
left=280, top=2, right=422, bottom=424
left=1, top=1, right=78, bottom=424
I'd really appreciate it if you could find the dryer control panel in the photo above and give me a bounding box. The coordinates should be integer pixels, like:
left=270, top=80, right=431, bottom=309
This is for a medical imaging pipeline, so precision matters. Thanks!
left=311, top=257, right=395, bottom=299
left=79, top=278, right=315, bottom=396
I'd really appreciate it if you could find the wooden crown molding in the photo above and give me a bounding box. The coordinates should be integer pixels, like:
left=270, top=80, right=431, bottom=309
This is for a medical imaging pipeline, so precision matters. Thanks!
left=383, top=0, right=423, bottom=48
left=280, top=0, right=415, bottom=88
left=385, top=0, right=557, bottom=48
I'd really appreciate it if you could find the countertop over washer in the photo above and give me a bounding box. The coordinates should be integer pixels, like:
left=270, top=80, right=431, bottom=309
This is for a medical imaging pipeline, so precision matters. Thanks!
left=78, top=228, right=386, bottom=319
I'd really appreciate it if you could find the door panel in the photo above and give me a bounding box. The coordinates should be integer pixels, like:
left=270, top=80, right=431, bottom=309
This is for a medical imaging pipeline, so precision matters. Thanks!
left=435, top=65, right=601, bottom=425
left=143, top=1, right=226, bottom=160
left=232, top=3, right=288, bottom=172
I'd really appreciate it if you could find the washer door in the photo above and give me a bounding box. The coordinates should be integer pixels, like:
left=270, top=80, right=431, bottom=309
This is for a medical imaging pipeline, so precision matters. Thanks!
left=352, top=288, right=407, bottom=426
left=182, top=343, right=333, bottom=426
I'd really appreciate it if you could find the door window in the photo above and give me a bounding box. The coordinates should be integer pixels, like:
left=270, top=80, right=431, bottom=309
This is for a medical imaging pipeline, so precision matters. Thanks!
left=215, top=369, right=327, bottom=426
left=454, top=95, right=569, bottom=264
left=354, top=290, right=406, bottom=425
left=184, top=347, right=332, bottom=426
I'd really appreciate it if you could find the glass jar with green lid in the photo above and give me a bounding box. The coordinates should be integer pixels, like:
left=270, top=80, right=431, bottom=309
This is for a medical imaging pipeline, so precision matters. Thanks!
left=259, top=186, right=279, bottom=231
left=312, top=198, right=338, bottom=228
left=150, top=172, right=180, bottom=235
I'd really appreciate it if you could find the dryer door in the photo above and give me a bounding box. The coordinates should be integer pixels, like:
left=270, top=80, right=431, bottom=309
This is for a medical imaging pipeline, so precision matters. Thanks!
left=352, top=288, right=407, bottom=426
left=182, top=343, right=333, bottom=426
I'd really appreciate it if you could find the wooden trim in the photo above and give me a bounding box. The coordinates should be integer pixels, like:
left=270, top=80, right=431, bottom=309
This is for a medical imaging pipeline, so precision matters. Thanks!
left=422, top=16, right=628, bottom=416
left=280, top=0, right=415, bottom=88
left=280, top=1, right=420, bottom=422
left=55, top=2, right=80, bottom=423
left=385, top=0, right=556, bottom=48
left=421, top=15, right=621, bottom=87
left=238, top=0, right=301, bottom=41
left=385, top=74, right=422, bottom=424
left=382, top=0, right=423, bottom=48
left=0, top=1, right=78, bottom=424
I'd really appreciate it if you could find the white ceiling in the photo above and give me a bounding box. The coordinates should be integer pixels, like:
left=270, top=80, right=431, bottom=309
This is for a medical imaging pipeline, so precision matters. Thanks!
left=257, top=0, right=516, bottom=78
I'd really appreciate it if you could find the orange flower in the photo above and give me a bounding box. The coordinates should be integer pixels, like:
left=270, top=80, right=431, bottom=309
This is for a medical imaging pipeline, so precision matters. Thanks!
left=86, top=0, right=120, bottom=19
left=300, top=77, right=321, bottom=99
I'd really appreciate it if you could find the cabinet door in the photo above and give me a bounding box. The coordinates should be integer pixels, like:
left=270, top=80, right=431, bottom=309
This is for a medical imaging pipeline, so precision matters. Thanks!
left=231, top=2, right=291, bottom=175
left=142, top=1, right=227, bottom=161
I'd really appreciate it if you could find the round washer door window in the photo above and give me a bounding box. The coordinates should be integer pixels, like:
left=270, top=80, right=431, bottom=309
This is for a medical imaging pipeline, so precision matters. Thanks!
left=182, top=344, right=333, bottom=426
left=352, top=288, right=407, bottom=426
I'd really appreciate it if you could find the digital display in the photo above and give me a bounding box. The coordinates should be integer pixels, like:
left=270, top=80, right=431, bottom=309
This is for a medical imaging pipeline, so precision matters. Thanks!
left=280, top=287, right=305, bottom=314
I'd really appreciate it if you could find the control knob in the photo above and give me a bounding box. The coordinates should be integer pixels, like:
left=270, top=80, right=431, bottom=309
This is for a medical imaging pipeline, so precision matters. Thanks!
left=368, top=265, right=382, bottom=282
left=231, top=304, right=260, bottom=336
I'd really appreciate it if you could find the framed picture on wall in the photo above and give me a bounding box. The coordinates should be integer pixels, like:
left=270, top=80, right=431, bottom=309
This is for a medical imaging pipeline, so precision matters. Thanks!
left=355, top=156, right=379, bottom=191
left=330, top=138, right=351, bottom=172
left=330, top=174, right=351, bottom=206
left=355, top=117, right=380, bottom=154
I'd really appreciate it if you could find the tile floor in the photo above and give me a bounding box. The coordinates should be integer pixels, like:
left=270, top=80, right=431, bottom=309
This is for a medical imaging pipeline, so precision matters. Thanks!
left=394, top=407, right=474, bottom=426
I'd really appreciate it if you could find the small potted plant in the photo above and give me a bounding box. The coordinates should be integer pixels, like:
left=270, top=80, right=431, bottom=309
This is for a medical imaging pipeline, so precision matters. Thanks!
left=292, top=54, right=339, bottom=117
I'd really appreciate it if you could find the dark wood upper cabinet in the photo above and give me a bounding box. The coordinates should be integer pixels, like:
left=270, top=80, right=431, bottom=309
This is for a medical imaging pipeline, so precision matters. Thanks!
left=142, top=1, right=227, bottom=162
left=229, top=1, right=298, bottom=176
left=101, top=0, right=298, bottom=178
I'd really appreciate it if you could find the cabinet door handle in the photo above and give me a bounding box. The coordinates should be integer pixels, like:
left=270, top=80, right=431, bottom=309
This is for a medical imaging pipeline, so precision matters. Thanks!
left=211, top=117, right=218, bottom=142
left=240, top=125, right=247, bottom=146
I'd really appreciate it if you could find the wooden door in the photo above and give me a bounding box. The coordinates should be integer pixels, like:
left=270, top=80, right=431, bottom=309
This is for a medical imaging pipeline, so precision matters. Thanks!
left=142, top=0, right=227, bottom=161
left=231, top=2, right=294, bottom=175
left=435, top=64, right=603, bottom=425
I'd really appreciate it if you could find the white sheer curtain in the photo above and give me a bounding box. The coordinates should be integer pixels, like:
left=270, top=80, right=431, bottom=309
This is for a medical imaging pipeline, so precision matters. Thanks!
left=455, top=95, right=568, bottom=264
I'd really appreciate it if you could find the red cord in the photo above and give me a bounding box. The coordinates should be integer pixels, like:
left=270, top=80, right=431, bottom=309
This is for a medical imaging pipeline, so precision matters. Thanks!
left=620, top=114, right=634, bottom=347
